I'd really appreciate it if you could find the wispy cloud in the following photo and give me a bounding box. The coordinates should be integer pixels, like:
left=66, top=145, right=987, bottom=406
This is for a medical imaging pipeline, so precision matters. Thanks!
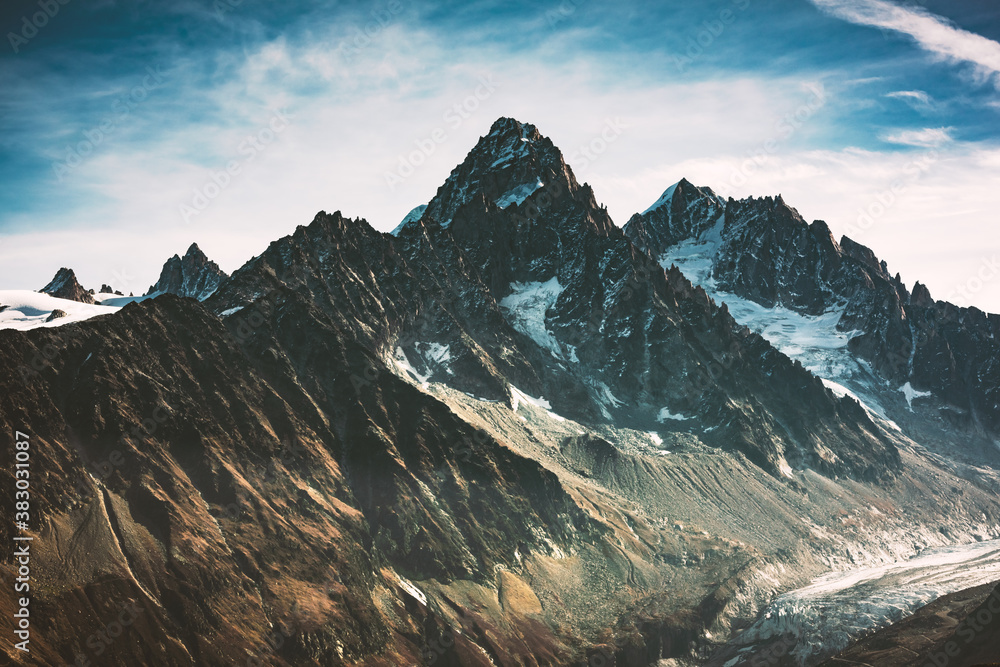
left=882, top=127, right=953, bottom=147
left=809, top=0, right=1000, bottom=87
left=2, top=0, right=999, bottom=313
left=885, top=89, right=933, bottom=109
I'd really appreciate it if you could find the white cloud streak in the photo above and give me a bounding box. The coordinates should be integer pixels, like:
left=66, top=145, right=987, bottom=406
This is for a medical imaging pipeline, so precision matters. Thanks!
left=885, top=89, right=933, bottom=109
left=3, top=11, right=1000, bottom=315
left=809, top=0, right=1000, bottom=86
left=882, top=126, right=953, bottom=147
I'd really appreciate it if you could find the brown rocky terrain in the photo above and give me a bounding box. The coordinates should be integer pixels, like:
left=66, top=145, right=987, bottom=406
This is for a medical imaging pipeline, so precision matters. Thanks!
left=2, top=118, right=1000, bottom=666
left=822, top=581, right=1000, bottom=667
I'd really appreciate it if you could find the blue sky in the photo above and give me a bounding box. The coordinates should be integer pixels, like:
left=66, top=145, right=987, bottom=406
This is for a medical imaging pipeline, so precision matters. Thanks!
left=1, top=0, right=999, bottom=310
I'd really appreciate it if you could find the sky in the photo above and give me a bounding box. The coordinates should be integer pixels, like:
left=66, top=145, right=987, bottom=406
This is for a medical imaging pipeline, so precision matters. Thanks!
left=0, top=0, right=998, bottom=311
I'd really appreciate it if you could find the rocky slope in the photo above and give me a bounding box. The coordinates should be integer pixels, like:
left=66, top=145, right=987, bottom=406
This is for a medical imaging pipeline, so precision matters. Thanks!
left=625, top=184, right=1000, bottom=464
left=39, top=267, right=95, bottom=304
left=147, top=243, right=228, bottom=300
left=2, top=118, right=999, bottom=666
left=821, top=580, right=1000, bottom=667
left=386, top=118, right=900, bottom=481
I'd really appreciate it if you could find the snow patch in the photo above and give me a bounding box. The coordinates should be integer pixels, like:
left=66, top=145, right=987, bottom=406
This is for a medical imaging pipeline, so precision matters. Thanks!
left=508, top=384, right=568, bottom=422
left=495, top=179, right=544, bottom=209
left=509, top=385, right=551, bottom=411
left=500, top=278, right=566, bottom=358
left=0, top=290, right=122, bottom=330
left=390, top=204, right=427, bottom=235
left=822, top=379, right=901, bottom=432
left=658, top=217, right=725, bottom=286
left=589, top=381, right=624, bottom=416
left=899, top=381, right=932, bottom=410
left=416, top=342, right=453, bottom=375
left=643, top=181, right=680, bottom=215
left=397, top=577, right=427, bottom=606
left=392, top=347, right=429, bottom=387
left=657, top=407, right=689, bottom=422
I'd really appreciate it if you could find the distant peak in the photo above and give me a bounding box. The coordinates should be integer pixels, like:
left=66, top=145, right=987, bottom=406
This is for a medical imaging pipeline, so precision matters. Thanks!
left=415, top=116, right=578, bottom=231
left=40, top=267, right=95, bottom=304
left=643, top=181, right=682, bottom=215
left=641, top=178, right=713, bottom=215
left=147, top=243, right=228, bottom=300
left=47, top=267, right=76, bottom=283
left=488, top=116, right=532, bottom=135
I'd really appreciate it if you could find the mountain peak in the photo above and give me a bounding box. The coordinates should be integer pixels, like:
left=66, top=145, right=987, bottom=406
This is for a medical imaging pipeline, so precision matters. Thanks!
left=624, top=178, right=726, bottom=256
left=642, top=178, right=708, bottom=215
left=486, top=116, right=538, bottom=140
left=401, top=117, right=583, bottom=233
left=147, top=243, right=228, bottom=300
left=184, top=242, right=207, bottom=260
left=40, top=267, right=96, bottom=304
left=911, top=281, right=934, bottom=307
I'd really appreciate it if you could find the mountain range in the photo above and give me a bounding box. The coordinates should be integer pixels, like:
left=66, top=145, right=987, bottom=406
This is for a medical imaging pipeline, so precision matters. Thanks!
left=1, top=117, right=998, bottom=666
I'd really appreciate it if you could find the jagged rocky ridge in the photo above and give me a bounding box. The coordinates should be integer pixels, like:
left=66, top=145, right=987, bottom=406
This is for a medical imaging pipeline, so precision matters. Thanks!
left=147, top=243, right=228, bottom=300
left=625, top=181, right=1000, bottom=447
left=212, top=118, right=899, bottom=481
left=2, top=118, right=1000, bottom=666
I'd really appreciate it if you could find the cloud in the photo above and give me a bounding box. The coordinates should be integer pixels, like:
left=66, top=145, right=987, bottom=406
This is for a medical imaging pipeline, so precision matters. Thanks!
left=2, top=0, right=1000, bottom=316
left=0, top=17, right=845, bottom=290
left=885, top=89, right=933, bottom=109
left=882, top=127, right=953, bottom=147
left=809, top=0, right=1000, bottom=86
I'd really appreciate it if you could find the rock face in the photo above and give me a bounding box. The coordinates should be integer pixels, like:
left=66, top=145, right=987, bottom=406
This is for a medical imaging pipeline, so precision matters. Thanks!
left=214, top=117, right=899, bottom=481
left=2, top=118, right=999, bottom=666
left=627, top=183, right=1000, bottom=443
left=624, top=178, right=726, bottom=258
left=0, top=294, right=601, bottom=665
left=147, top=243, right=227, bottom=300
left=40, top=267, right=96, bottom=304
